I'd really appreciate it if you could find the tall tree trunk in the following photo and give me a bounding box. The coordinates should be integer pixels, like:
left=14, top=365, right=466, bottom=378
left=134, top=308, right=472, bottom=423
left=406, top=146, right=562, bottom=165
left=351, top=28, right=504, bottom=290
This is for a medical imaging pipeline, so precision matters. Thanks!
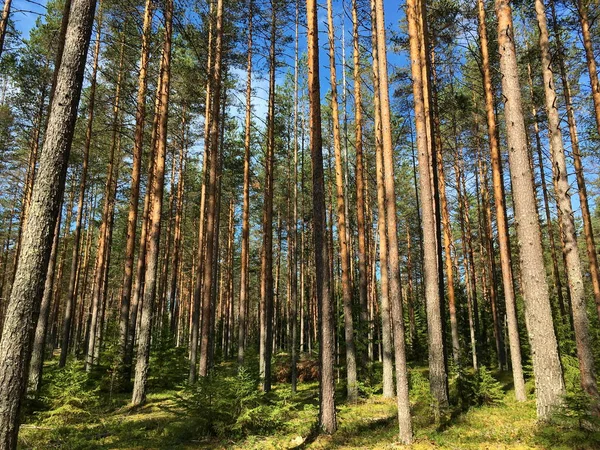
left=526, top=63, right=568, bottom=325
left=59, top=9, right=102, bottom=367
left=0, top=0, right=97, bottom=443
left=369, top=0, right=394, bottom=399
left=476, top=0, right=525, bottom=400
left=258, top=3, right=276, bottom=392
left=131, top=0, right=173, bottom=406
left=85, top=35, right=124, bottom=372
left=494, top=0, right=565, bottom=419
left=406, top=0, right=449, bottom=412
left=118, top=0, right=153, bottom=378
left=168, top=110, right=186, bottom=334
left=550, top=0, right=600, bottom=324
left=198, top=0, right=224, bottom=378
left=237, top=0, right=252, bottom=368
left=535, top=0, right=599, bottom=410
left=373, top=0, right=413, bottom=441
left=351, top=0, right=369, bottom=369
left=306, top=0, right=336, bottom=434
left=326, top=0, right=357, bottom=402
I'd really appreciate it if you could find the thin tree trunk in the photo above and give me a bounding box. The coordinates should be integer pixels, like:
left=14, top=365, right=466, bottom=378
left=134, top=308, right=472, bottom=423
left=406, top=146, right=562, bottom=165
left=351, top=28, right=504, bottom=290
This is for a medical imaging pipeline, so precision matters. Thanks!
left=369, top=0, right=394, bottom=399
left=494, top=0, right=565, bottom=419
left=575, top=0, right=600, bottom=137
left=118, top=0, right=153, bottom=378
left=373, top=0, right=413, bottom=440
left=237, top=0, right=252, bottom=367
left=131, top=0, right=173, bottom=406
left=326, top=0, right=357, bottom=402
left=198, top=0, right=224, bottom=378
left=258, top=4, right=276, bottom=392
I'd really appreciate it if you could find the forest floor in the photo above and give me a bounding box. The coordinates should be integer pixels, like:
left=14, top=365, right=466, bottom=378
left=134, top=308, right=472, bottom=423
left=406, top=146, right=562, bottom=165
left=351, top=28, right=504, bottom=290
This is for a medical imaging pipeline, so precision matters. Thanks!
left=17, top=356, right=600, bottom=449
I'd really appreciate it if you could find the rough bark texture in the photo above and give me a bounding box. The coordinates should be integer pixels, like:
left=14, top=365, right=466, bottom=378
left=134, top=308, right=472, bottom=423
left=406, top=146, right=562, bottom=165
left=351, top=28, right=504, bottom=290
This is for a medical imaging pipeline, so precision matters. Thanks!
left=369, top=0, right=394, bottom=399
left=0, top=0, right=96, bottom=443
left=374, top=0, right=412, bottom=441
left=118, top=0, right=152, bottom=377
left=495, top=0, right=565, bottom=419
left=306, top=0, right=336, bottom=434
left=535, top=0, right=599, bottom=410
left=476, top=0, right=525, bottom=400
left=131, top=0, right=173, bottom=406
left=326, top=0, right=357, bottom=402
left=406, top=0, right=449, bottom=412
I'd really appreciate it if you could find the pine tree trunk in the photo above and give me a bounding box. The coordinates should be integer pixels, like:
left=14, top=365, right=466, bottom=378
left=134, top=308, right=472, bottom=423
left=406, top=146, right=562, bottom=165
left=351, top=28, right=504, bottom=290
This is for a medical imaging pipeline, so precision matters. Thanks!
left=373, top=0, right=413, bottom=441
left=258, top=4, right=276, bottom=392
left=406, top=0, right=449, bottom=412
left=576, top=0, right=600, bottom=137
left=326, top=0, right=357, bottom=402
left=85, top=36, right=124, bottom=372
left=0, top=0, right=12, bottom=60
left=198, top=0, right=223, bottom=378
left=535, top=0, right=599, bottom=410
left=0, top=0, right=97, bottom=442
left=131, top=0, right=173, bottom=406
left=494, top=0, right=565, bottom=419
left=118, top=0, right=153, bottom=377
left=60, top=11, right=102, bottom=368
left=237, top=0, right=252, bottom=368
left=369, top=0, right=394, bottom=399
left=27, top=200, right=62, bottom=394
left=306, top=0, right=336, bottom=433
left=476, top=0, right=525, bottom=400
left=550, top=0, right=600, bottom=324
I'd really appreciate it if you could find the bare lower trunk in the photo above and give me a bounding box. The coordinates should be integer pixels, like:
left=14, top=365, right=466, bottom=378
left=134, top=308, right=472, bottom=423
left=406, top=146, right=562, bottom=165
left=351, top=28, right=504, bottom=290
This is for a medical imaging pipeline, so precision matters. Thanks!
left=495, top=0, right=565, bottom=419
left=0, top=0, right=97, bottom=443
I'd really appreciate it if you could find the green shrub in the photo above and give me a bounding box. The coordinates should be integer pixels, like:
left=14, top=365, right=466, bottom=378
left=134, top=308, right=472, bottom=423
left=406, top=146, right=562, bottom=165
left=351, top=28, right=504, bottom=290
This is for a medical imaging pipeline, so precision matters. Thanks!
left=455, top=366, right=504, bottom=411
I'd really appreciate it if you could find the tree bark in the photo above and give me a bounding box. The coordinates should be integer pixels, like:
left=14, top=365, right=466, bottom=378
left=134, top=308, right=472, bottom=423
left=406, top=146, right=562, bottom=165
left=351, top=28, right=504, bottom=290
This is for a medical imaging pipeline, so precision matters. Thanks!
left=131, top=0, right=173, bottom=406
left=118, top=0, right=153, bottom=377
left=476, top=0, right=525, bottom=400
left=326, top=0, right=357, bottom=402
left=198, top=0, right=224, bottom=378
left=494, top=0, right=565, bottom=419
left=406, top=0, right=449, bottom=412
left=535, top=0, right=599, bottom=410
left=0, top=0, right=97, bottom=443
left=306, top=0, right=336, bottom=433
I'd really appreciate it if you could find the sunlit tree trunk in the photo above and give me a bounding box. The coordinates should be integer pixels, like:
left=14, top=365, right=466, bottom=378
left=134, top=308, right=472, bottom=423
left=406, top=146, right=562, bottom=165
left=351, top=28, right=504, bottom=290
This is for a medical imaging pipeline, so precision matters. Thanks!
left=306, top=0, right=336, bottom=433
left=0, top=0, right=97, bottom=442
left=535, top=0, right=599, bottom=410
left=326, top=0, right=357, bottom=402
left=476, top=0, right=524, bottom=399
left=198, top=0, right=224, bottom=378
left=131, top=0, right=173, bottom=406
left=495, top=0, right=565, bottom=419
left=407, top=0, right=449, bottom=413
